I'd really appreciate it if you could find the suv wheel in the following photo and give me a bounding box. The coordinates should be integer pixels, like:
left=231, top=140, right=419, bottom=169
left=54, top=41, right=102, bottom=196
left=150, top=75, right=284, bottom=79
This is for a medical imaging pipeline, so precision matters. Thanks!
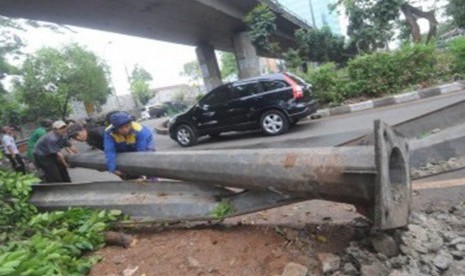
left=260, top=110, right=289, bottom=135
left=175, top=124, right=197, bottom=147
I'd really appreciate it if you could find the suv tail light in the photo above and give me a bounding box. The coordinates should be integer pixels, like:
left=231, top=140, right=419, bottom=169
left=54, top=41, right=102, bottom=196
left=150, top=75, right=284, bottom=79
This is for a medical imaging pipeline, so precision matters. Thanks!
left=284, top=74, right=303, bottom=99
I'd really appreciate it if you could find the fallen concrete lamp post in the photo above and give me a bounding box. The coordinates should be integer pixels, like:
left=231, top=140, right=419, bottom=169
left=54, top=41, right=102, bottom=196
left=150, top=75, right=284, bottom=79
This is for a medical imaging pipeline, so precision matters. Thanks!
left=34, top=120, right=410, bottom=230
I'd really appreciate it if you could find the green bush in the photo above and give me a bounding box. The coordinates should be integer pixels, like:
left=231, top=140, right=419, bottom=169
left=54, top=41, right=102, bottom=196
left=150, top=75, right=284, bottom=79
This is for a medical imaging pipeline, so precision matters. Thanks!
left=449, top=37, right=465, bottom=75
left=346, top=51, right=399, bottom=97
left=433, top=49, right=455, bottom=82
left=0, top=171, right=122, bottom=275
left=396, top=43, right=436, bottom=86
left=302, top=63, right=347, bottom=105
left=296, top=43, right=456, bottom=108
left=346, top=43, right=436, bottom=97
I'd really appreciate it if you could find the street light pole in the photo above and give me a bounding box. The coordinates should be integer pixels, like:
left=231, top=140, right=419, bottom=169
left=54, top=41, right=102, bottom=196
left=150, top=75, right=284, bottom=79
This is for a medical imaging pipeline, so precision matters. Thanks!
left=308, top=0, right=317, bottom=28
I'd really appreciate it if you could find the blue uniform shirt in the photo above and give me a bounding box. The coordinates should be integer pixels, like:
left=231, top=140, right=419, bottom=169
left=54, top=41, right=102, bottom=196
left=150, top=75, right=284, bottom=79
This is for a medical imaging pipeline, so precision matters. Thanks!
left=104, top=121, right=155, bottom=172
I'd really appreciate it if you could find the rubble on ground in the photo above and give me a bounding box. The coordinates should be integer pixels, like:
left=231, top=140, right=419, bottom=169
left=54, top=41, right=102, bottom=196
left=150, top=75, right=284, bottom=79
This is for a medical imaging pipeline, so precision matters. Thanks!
left=411, top=157, right=465, bottom=179
left=320, top=202, right=465, bottom=276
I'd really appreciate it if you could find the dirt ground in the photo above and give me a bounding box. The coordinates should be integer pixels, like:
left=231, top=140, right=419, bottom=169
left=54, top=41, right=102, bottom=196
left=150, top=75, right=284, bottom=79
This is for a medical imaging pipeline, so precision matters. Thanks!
left=89, top=179, right=465, bottom=276
left=91, top=226, right=307, bottom=276
left=90, top=201, right=360, bottom=276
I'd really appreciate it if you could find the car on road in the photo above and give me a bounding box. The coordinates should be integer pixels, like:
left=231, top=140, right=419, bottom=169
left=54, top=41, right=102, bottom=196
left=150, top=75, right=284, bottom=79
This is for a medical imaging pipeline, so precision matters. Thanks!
left=168, top=73, right=318, bottom=147
left=141, top=101, right=188, bottom=120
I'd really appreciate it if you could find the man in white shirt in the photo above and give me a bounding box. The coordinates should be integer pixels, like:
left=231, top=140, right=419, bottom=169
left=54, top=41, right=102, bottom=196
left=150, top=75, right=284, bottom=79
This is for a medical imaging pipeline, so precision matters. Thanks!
left=1, top=126, right=26, bottom=174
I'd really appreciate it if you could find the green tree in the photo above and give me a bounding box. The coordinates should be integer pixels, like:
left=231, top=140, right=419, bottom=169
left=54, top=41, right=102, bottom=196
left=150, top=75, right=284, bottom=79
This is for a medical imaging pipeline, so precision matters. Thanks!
left=0, top=17, right=25, bottom=94
left=449, top=37, right=465, bottom=74
left=294, top=26, right=349, bottom=64
left=129, top=65, right=153, bottom=105
left=244, top=4, right=352, bottom=67
left=0, top=16, right=73, bottom=95
left=283, top=48, right=304, bottom=71
left=14, top=44, right=111, bottom=120
left=219, top=52, right=238, bottom=79
left=332, top=0, right=438, bottom=51
left=180, top=60, right=204, bottom=93
left=447, top=0, right=465, bottom=28
left=180, top=60, right=202, bottom=83
left=0, top=94, right=26, bottom=126
left=0, top=57, right=15, bottom=94
left=244, top=4, right=280, bottom=54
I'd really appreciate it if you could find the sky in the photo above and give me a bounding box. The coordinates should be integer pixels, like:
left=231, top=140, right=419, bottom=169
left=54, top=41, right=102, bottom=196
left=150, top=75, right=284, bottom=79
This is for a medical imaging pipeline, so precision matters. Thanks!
left=6, top=19, right=198, bottom=96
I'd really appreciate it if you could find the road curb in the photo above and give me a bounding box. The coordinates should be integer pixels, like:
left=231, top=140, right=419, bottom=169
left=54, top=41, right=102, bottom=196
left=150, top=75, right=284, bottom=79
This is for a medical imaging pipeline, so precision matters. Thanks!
left=155, top=127, right=168, bottom=135
left=153, top=119, right=169, bottom=136
left=311, top=81, right=465, bottom=119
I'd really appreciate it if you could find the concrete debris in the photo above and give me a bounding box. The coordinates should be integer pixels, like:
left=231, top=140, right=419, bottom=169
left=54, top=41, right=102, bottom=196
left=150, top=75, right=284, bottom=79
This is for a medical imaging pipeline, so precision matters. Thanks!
left=433, top=251, right=453, bottom=270
left=342, top=262, right=358, bottom=275
left=187, top=257, right=201, bottom=268
left=281, top=262, right=308, bottom=276
left=443, top=260, right=465, bottom=276
left=112, top=255, right=127, bottom=265
left=316, top=253, right=340, bottom=274
left=327, top=202, right=465, bottom=275
left=122, top=266, right=139, bottom=276
left=360, top=262, right=387, bottom=276
left=411, top=156, right=465, bottom=178
left=371, top=234, right=399, bottom=257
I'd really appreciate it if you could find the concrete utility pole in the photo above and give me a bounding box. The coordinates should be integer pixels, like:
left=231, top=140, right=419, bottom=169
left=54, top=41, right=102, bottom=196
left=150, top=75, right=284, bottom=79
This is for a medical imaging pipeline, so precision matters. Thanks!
left=67, top=120, right=411, bottom=230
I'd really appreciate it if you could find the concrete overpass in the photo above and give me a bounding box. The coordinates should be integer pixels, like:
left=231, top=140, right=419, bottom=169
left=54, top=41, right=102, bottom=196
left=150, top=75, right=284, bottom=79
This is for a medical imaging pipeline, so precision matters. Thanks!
left=0, top=0, right=310, bottom=90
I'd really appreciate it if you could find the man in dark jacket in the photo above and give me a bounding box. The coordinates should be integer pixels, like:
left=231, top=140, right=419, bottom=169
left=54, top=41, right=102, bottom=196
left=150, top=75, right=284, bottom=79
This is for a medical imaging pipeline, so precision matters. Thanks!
left=33, top=120, right=73, bottom=183
left=67, top=123, right=105, bottom=151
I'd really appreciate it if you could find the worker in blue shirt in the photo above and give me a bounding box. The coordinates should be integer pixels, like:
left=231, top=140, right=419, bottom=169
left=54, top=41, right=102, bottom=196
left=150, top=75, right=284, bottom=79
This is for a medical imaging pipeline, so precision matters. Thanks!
left=104, top=111, right=155, bottom=178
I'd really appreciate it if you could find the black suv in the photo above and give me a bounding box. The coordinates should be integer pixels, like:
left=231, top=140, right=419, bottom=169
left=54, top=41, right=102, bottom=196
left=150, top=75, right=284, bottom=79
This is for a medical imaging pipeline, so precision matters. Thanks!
left=168, top=73, right=318, bottom=147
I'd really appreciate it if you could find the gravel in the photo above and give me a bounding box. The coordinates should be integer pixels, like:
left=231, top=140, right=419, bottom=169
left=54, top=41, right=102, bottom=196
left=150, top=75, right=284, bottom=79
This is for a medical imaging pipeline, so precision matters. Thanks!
left=322, top=202, right=465, bottom=275
left=411, top=157, right=465, bottom=179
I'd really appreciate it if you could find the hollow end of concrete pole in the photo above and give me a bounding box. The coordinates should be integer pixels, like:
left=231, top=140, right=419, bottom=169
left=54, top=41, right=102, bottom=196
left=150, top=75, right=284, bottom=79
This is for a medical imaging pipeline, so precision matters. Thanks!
left=372, top=120, right=411, bottom=230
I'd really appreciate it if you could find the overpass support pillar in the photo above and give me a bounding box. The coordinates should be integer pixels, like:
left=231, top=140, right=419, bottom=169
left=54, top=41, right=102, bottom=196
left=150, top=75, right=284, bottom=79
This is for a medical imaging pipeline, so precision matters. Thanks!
left=195, top=43, right=222, bottom=92
left=233, top=32, right=260, bottom=79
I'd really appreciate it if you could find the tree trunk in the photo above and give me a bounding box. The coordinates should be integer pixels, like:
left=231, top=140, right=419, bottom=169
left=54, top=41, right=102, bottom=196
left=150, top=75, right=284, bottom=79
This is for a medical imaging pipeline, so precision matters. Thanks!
left=400, top=3, right=438, bottom=43
left=61, top=92, right=71, bottom=120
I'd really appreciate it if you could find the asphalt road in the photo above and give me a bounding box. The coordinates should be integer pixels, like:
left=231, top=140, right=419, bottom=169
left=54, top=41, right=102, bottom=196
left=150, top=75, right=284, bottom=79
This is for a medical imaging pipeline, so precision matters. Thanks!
left=144, top=89, right=465, bottom=151
left=68, top=89, right=465, bottom=183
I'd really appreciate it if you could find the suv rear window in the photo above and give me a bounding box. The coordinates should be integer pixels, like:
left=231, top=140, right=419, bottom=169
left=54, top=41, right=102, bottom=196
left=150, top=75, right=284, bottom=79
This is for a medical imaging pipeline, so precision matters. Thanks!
left=261, top=80, right=288, bottom=92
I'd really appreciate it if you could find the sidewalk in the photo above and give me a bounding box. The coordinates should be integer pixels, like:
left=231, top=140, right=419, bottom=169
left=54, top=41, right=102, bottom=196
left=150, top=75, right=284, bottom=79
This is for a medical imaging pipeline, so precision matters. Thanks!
left=312, top=81, right=465, bottom=119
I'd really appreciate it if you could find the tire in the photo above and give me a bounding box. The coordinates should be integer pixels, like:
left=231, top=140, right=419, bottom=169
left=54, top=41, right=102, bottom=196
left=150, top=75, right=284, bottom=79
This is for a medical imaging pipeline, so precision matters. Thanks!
left=175, top=124, right=198, bottom=147
left=260, top=110, right=289, bottom=136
